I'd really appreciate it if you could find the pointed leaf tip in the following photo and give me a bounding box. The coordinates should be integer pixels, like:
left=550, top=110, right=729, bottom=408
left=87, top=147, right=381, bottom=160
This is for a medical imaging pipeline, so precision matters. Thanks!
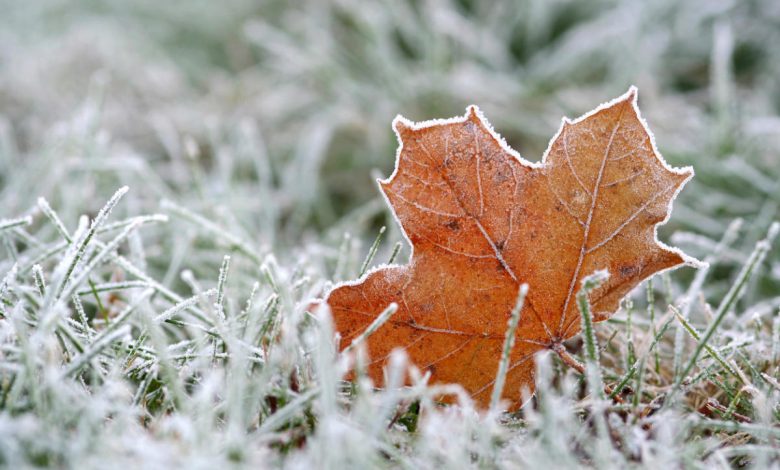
left=625, top=86, right=638, bottom=102
left=466, top=105, right=481, bottom=122
left=393, top=116, right=413, bottom=137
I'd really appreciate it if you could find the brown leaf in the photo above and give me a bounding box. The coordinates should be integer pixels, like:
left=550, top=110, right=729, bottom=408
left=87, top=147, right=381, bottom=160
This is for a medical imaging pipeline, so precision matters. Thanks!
left=324, top=88, right=697, bottom=409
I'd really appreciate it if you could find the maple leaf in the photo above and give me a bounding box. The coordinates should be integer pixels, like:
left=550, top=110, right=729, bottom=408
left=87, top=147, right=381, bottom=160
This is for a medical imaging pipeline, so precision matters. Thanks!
left=324, top=88, right=697, bottom=409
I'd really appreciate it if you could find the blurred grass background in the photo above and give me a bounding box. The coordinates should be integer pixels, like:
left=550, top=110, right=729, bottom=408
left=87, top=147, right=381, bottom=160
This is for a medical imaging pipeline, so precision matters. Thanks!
left=1, top=0, right=780, bottom=466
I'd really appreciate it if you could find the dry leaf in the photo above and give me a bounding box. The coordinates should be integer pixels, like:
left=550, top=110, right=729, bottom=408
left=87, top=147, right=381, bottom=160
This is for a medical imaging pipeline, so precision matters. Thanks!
left=324, top=88, right=697, bottom=409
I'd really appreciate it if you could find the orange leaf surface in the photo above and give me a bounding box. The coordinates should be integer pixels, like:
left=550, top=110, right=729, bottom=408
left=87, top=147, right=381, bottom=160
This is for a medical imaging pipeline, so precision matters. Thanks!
left=324, top=88, right=697, bottom=409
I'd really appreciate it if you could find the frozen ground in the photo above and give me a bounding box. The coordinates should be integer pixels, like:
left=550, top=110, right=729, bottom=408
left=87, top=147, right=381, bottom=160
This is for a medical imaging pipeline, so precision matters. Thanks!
left=1, top=0, right=779, bottom=467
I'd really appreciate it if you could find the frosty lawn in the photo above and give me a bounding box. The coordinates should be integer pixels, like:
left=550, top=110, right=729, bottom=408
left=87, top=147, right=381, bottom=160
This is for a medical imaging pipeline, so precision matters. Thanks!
left=1, top=0, right=780, bottom=468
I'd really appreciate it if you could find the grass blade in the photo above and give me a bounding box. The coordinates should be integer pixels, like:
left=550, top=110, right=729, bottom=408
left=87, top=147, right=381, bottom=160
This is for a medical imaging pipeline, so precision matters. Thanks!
left=490, top=283, right=528, bottom=411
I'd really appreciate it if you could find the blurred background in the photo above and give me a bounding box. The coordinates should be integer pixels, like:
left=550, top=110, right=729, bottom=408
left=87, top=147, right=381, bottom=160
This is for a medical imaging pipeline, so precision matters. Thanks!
left=0, top=0, right=778, bottom=305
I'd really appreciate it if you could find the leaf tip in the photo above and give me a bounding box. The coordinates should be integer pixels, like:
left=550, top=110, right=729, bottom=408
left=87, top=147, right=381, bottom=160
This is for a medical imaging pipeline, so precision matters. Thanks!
left=679, top=165, right=695, bottom=180
left=466, top=105, right=482, bottom=122
left=392, top=115, right=414, bottom=138
left=306, top=297, right=326, bottom=314
left=624, top=85, right=639, bottom=103
left=376, top=175, right=390, bottom=190
left=668, top=164, right=695, bottom=191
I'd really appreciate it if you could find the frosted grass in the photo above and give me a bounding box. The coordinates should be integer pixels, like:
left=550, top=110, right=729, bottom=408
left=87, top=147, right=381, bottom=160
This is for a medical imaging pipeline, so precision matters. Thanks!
left=0, top=0, right=779, bottom=467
